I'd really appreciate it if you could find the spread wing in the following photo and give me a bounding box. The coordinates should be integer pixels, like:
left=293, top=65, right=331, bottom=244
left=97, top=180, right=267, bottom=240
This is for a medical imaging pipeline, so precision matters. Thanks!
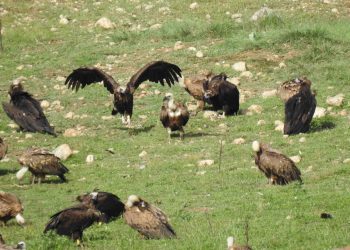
left=65, top=67, right=118, bottom=93
left=159, top=105, right=169, bottom=127
left=126, top=61, right=182, bottom=94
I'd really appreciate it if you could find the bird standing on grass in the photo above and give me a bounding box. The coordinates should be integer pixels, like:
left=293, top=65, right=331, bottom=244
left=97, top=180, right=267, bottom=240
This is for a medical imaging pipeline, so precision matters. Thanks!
left=0, top=234, right=26, bottom=250
left=0, top=191, right=25, bottom=226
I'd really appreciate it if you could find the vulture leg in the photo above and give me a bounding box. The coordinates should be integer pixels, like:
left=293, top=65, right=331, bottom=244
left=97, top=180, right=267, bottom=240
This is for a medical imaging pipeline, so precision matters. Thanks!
left=0, top=221, right=5, bottom=227
left=126, top=115, right=131, bottom=128
left=197, top=100, right=205, bottom=111
left=179, top=127, right=185, bottom=140
left=31, top=176, right=36, bottom=185
left=167, top=128, right=172, bottom=144
left=121, top=115, right=127, bottom=125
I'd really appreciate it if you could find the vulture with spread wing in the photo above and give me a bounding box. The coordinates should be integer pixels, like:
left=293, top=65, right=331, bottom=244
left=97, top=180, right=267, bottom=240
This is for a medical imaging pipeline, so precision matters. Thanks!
left=203, top=73, right=240, bottom=116
left=65, top=61, right=182, bottom=127
left=44, top=204, right=106, bottom=244
left=0, top=191, right=25, bottom=226
left=124, top=195, right=176, bottom=239
left=160, top=93, right=189, bottom=141
left=0, top=138, right=7, bottom=160
left=252, top=141, right=302, bottom=185
left=77, top=191, right=125, bottom=222
left=2, top=83, right=56, bottom=136
left=0, top=234, right=26, bottom=250
left=16, top=148, right=69, bottom=184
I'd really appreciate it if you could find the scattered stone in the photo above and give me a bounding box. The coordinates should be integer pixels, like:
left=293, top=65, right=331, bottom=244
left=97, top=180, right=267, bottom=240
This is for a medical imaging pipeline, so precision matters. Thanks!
left=101, top=115, right=113, bottom=120
left=205, top=14, right=211, bottom=20
left=249, top=32, right=256, bottom=41
left=174, top=41, right=185, bottom=51
left=188, top=47, right=197, bottom=51
left=86, top=154, right=94, bottom=164
left=95, top=17, right=115, bottom=29
left=189, top=2, right=199, bottom=10
left=218, top=123, right=228, bottom=129
left=150, top=23, right=162, bottom=30
left=240, top=71, right=253, bottom=78
left=63, top=128, right=81, bottom=137
left=248, top=105, right=263, bottom=114
left=139, top=150, right=147, bottom=157
left=231, top=13, right=242, bottom=19
left=203, top=110, right=219, bottom=119
left=154, top=89, right=161, bottom=95
left=138, top=115, right=147, bottom=119
left=299, top=137, right=306, bottom=143
left=227, top=77, right=240, bottom=86
left=339, top=109, right=347, bottom=116
left=13, top=76, right=26, bottom=85
left=59, top=15, right=69, bottom=25
left=326, top=94, right=344, bottom=107
left=232, top=61, right=246, bottom=72
left=257, top=120, right=266, bottom=126
left=331, top=8, right=338, bottom=13
left=53, top=144, right=73, bottom=161
left=313, top=107, right=326, bottom=118
left=274, top=120, right=284, bottom=131
left=8, top=123, right=19, bottom=129
left=198, top=159, right=214, bottom=167
left=343, top=158, right=350, bottom=164
left=279, top=62, right=286, bottom=68
left=196, top=170, right=206, bottom=176
left=262, top=89, right=277, bottom=98
left=290, top=155, right=301, bottom=163
left=25, top=134, right=33, bottom=139
left=40, top=100, right=50, bottom=109
left=64, top=112, right=74, bottom=119
left=196, top=51, right=204, bottom=58
left=286, top=215, right=292, bottom=220
left=233, top=138, right=245, bottom=144
left=250, top=5, right=273, bottom=21
left=139, top=164, right=146, bottom=170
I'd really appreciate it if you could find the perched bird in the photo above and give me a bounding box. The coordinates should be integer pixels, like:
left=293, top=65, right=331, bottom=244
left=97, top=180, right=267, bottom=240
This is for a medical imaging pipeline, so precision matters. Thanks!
left=278, top=77, right=312, bottom=103
left=227, top=237, right=252, bottom=250
left=16, top=148, right=69, bottom=184
left=65, top=61, right=182, bottom=127
left=0, top=137, right=8, bottom=160
left=44, top=204, right=106, bottom=244
left=76, top=191, right=125, bottom=222
left=124, top=195, right=176, bottom=239
left=203, top=73, right=240, bottom=116
left=283, top=78, right=316, bottom=135
left=2, top=82, right=56, bottom=136
left=0, top=234, right=26, bottom=250
left=160, top=93, right=189, bottom=141
left=0, top=191, right=25, bottom=226
left=252, top=141, right=302, bottom=185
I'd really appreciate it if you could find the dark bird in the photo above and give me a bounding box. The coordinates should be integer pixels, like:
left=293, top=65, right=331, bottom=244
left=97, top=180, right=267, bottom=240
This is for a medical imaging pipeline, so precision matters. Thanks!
left=0, top=138, right=8, bottom=160
left=2, top=82, right=56, bottom=136
left=65, top=61, right=182, bottom=127
left=44, top=204, right=106, bottom=245
left=16, top=148, right=69, bottom=184
left=76, top=191, right=125, bottom=222
left=283, top=78, right=316, bottom=135
left=0, top=191, right=25, bottom=226
left=320, top=212, right=333, bottom=219
left=124, top=195, right=176, bottom=239
left=278, top=77, right=312, bottom=103
left=0, top=234, right=26, bottom=250
left=203, top=73, right=240, bottom=116
left=160, top=93, right=189, bottom=141
left=252, top=141, right=302, bottom=185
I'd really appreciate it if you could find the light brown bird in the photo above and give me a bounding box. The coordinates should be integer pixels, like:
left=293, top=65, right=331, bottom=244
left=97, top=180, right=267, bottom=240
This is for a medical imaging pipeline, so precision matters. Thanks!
left=252, top=141, right=302, bottom=185
left=16, top=148, right=69, bottom=184
left=277, top=77, right=312, bottom=103
left=0, top=191, right=25, bottom=226
left=0, top=138, right=7, bottom=160
left=0, top=234, right=26, bottom=250
left=124, top=195, right=176, bottom=239
left=160, top=93, right=189, bottom=141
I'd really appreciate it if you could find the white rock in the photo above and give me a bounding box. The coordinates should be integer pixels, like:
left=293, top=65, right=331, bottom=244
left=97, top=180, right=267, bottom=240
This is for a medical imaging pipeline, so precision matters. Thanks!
left=299, top=137, right=306, bottom=143
left=232, top=61, right=246, bottom=72
left=326, top=94, right=344, bottom=107
left=240, top=71, right=253, bottom=78
left=205, top=14, right=211, bottom=20
left=101, top=115, right=113, bottom=120
left=231, top=13, right=242, bottom=19
left=257, top=120, right=266, bottom=126
left=250, top=6, right=273, bottom=21
left=313, top=107, right=326, bottom=118
left=189, top=2, right=199, bottom=9
left=63, top=128, right=81, bottom=137
left=196, top=51, right=204, bottom=58
left=59, top=15, right=69, bottom=25
left=95, top=17, right=115, bottom=29
left=40, top=100, right=50, bottom=109
left=8, top=123, right=19, bottom=129
left=64, top=112, right=74, bottom=119
left=174, top=41, right=185, bottom=50
left=233, top=138, right=245, bottom=144
left=274, top=120, right=284, bottom=131
left=343, top=158, right=350, bottom=164
left=196, top=170, right=206, bottom=176
left=198, top=159, right=214, bottom=167
left=12, top=76, right=26, bottom=85
left=138, top=115, right=147, bottom=119
left=227, top=77, right=240, bottom=86
left=154, top=89, right=161, bottom=95
left=139, top=150, right=147, bottom=157
left=25, top=134, right=33, bottom=139
left=279, top=62, right=286, bottom=68
left=290, top=155, right=301, bottom=163
left=53, top=144, right=73, bottom=161
left=262, top=89, right=277, bottom=98
left=86, top=154, right=94, bottom=164
left=248, top=105, right=263, bottom=114
left=218, top=123, right=228, bottom=129
left=331, top=8, right=338, bottom=13
left=203, top=110, right=219, bottom=119
left=188, top=46, right=197, bottom=51
left=150, top=23, right=162, bottom=30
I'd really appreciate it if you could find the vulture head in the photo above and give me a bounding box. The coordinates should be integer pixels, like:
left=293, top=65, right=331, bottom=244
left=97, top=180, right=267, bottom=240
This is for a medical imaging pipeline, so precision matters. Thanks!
left=163, top=93, right=177, bottom=111
left=126, top=195, right=146, bottom=209
left=8, top=82, right=24, bottom=96
left=252, top=141, right=261, bottom=153
left=16, top=241, right=26, bottom=250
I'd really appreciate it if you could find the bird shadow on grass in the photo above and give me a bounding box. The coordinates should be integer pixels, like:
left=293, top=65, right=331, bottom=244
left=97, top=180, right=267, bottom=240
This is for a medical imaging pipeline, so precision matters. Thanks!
left=117, top=125, right=155, bottom=136
left=0, top=168, right=17, bottom=176
left=185, top=132, right=220, bottom=138
left=310, top=116, right=336, bottom=133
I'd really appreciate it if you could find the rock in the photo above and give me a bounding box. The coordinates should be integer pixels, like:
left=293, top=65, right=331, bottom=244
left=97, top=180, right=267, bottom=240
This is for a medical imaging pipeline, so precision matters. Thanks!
left=53, top=144, right=73, bottom=161
left=56, top=76, right=65, bottom=82
left=40, top=100, right=50, bottom=109
left=227, top=77, right=240, bottom=86
left=187, top=103, right=198, bottom=112
left=232, top=61, right=246, bottom=72
left=63, top=128, right=81, bottom=137
left=59, top=15, right=69, bottom=25
left=86, top=155, right=94, bottom=164
left=331, top=8, right=338, bottom=13
left=313, top=107, right=326, bottom=118
left=279, top=62, right=286, bottom=68
left=95, top=17, right=115, bottom=29
left=218, top=123, right=228, bottom=129
left=139, top=150, right=147, bottom=157
left=8, top=123, right=19, bottom=129
left=188, top=46, right=197, bottom=51
left=196, top=51, right=204, bottom=58
left=233, top=138, right=245, bottom=144
left=64, top=112, right=74, bottom=119
left=240, top=71, right=253, bottom=78
left=326, top=94, right=344, bottom=106
left=290, top=155, right=301, bottom=163
left=262, top=89, right=277, bottom=98
left=274, top=120, right=284, bottom=131
left=174, top=41, right=184, bottom=50
left=198, top=159, right=214, bottom=167
left=138, top=115, right=147, bottom=119
left=299, top=137, right=306, bottom=143
left=257, top=120, right=266, bottom=126
left=248, top=105, right=263, bottom=114
left=189, top=2, right=199, bottom=10
left=205, top=14, right=211, bottom=20
left=101, top=115, right=113, bottom=120
left=196, top=170, right=206, bottom=176
left=154, top=89, right=161, bottom=95
left=150, top=23, right=162, bottom=30
left=231, top=13, right=242, bottom=19
left=203, top=110, right=219, bottom=119
left=25, top=134, right=33, bottom=139
left=250, top=6, right=273, bottom=21
left=343, top=158, right=350, bottom=164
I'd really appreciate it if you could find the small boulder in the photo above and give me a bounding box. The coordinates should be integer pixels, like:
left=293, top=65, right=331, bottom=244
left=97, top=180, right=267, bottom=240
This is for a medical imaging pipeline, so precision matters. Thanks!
left=326, top=94, right=344, bottom=107
left=174, top=41, right=185, bottom=50
left=189, top=2, right=199, bottom=10
left=196, top=51, right=204, bottom=58
left=262, top=89, right=277, bottom=98
left=240, top=71, right=253, bottom=78
left=198, top=159, right=214, bottom=167
left=86, top=155, right=94, bottom=164
left=257, top=120, right=266, bottom=126
left=139, top=150, right=147, bottom=157
left=64, top=112, right=74, bottom=119
left=53, top=144, right=73, bottom=161
left=63, top=128, right=81, bottom=137
left=233, top=138, right=245, bottom=144
left=313, top=107, right=326, bottom=118
left=40, top=100, right=50, bottom=109
left=290, top=155, right=301, bottom=163
left=250, top=6, right=273, bottom=21
left=95, top=17, right=115, bottom=29
left=232, top=61, right=246, bottom=72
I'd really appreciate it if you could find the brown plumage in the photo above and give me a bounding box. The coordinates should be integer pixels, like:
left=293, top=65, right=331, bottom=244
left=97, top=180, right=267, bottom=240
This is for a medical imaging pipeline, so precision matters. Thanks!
left=65, top=61, right=182, bottom=127
left=0, top=234, right=26, bottom=250
left=0, top=138, right=7, bottom=160
left=16, top=148, right=69, bottom=184
left=124, top=195, right=176, bottom=239
left=160, top=93, right=189, bottom=141
left=227, top=236, right=252, bottom=250
left=2, top=83, right=56, bottom=136
left=252, top=141, right=302, bottom=185
left=278, top=77, right=312, bottom=103
left=0, top=191, right=25, bottom=226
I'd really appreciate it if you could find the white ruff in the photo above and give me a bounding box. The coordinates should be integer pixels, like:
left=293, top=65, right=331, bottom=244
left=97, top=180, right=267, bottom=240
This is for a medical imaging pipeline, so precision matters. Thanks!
left=16, top=213, right=25, bottom=225
left=252, top=141, right=260, bottom=152
left=16, top=167, right=29, bottom=180
left=227, top=236, right=234, bottom=248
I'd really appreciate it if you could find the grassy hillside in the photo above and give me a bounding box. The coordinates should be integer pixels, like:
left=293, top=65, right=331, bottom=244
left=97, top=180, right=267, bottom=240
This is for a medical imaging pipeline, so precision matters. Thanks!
left=0, top=0, right=350, bottom=249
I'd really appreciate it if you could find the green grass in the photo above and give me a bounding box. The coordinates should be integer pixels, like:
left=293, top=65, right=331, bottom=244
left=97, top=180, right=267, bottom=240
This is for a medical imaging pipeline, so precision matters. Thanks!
left=1, top=0, right=350, bottom=249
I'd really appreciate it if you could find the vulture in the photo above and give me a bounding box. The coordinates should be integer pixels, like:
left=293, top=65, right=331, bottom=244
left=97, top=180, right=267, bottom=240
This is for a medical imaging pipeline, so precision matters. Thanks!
left=203, top=73, right=240, bottom=116
left=282, top=77, right=316, bottom=135
left=180, top=71, right=214, bottom=111
left=76, top=191, right=125, bottom=222
left=0, top=191, right=25, bottom=226
left=0, top=137, right=7, bottom=160
left=16, top=148, right=69, bottom=184
left=0, top=235, right=26, bottom=250
left=2, top=82, right=56, bottom=136
left=252, top=141, right=302, bottom=185
left=124, top=195, right=176, bottom=239
left=160, top=93, right=189, bottom=141
left=44, top=204, right=106, bottom=244
left=227, top=237, right=252, bottom=250
left=65, top=60, right=182, bottom=127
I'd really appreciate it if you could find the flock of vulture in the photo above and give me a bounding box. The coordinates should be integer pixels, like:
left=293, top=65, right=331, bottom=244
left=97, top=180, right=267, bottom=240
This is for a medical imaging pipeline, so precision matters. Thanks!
left=0, top=59, right=323, bottom=249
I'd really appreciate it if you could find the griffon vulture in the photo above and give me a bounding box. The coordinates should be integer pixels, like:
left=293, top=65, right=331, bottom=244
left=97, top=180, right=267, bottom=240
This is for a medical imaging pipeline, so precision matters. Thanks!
left=124, top=195, right=176, bottom=239
left=203, top=73, right=239, bottom=116
left=77, top=191, right=125, bottom=222
left=44, top=204, right=106, bottom=244
left=252, top=141, right=302, bottom=185
left=278, top=77, right=312, bottom=103
left=160, top=93, right=189, bottom=141
left=0, top=138, right=7, bottom=160
left=2, top=83, right=56, bottom=136
left=65, top=61, right=182, bottom=127
left=16, top=148, right=69, bottom=184
left=0, top=191, right=25, bottom=226
left=0, top=234, right=26, bottom=250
